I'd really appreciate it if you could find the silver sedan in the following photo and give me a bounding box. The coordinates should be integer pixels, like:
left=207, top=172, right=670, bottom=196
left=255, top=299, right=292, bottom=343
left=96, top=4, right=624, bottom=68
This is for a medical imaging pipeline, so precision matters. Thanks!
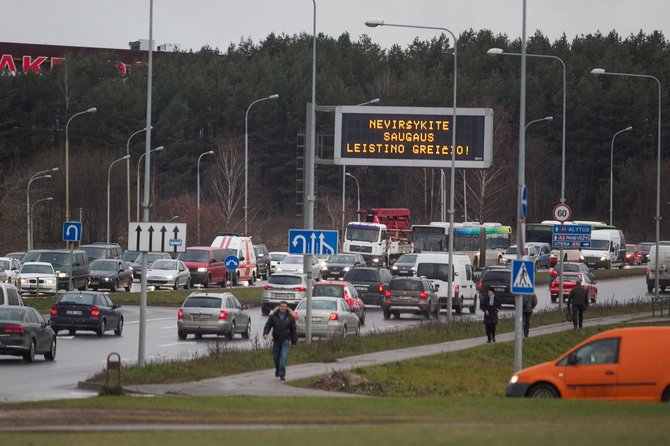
left=294, top=297, right=360, bottom=339
left=147, top=259, right=191, bottom=290
left=177, top=292, right=251, bottom=340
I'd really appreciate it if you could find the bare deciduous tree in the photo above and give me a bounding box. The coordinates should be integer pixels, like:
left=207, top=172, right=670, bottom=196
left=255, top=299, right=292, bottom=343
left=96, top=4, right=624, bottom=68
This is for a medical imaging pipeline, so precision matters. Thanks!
left=210, top=136, right=244, bottom=229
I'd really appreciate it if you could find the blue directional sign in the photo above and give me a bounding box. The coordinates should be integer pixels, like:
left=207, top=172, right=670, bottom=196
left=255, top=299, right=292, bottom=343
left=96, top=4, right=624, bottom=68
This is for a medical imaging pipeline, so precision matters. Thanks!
left=552, top=224, right=591, bottom=249
left=224, top=255, right=240, bottom=270
left=62, top=221, right=82, bottom=242
left=288, top=229, right=338, bottom=255
left=521, top=184, right=528, bottom=220
left=511, top=259, right=535, bottom=295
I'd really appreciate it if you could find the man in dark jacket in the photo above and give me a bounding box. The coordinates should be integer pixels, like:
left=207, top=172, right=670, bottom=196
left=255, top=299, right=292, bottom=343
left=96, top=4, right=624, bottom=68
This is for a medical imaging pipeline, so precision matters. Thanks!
left=522, top=293, right=538, bottom=338
left=480, top=287, right=501, bottom=343
left=567, top=277, right=589, bottom=329
left=263, top=301, right=297, bottom=381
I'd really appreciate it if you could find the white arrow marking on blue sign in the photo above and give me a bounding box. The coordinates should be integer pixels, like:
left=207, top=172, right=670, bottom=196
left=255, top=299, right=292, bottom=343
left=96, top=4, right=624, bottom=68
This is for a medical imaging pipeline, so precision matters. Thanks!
left=226, top=259, right=238, bottom=268
left=291, top=234, right=307, bottom=253
left=319, top=233, right=335, bottom=255
left=65, top=224, right=79, bottom=240
left=310, top=233, right=317, bottom=254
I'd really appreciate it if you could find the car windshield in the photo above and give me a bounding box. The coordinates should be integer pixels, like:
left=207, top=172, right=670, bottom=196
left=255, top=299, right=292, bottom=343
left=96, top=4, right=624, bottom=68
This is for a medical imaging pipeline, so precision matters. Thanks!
left=123, top=251, right=140, bottom=262
left=35, top=252, right=69, bottom=266
left=590, top=240, right=610, bottom=250
left=0, top=308, right=26, bottom=321
left=329, top=255, right=355, bottom=264
left=179, top=250, right=209, bottom=262
left=396, top=254, right=417, bottom=264
left=0, top=260, right=9, bottom=270
left=483, top=270, right=510, bottom=282
left=150, top=260, right=176, bottom=270
left=313, top=285, right=344, bottom=298
left=344, top=269, right=376, bottom=282
left=58, top=293, right=96, bottom=305
left=505, top=247, right=517, bottom=255
left=270, top=253, right=287, bottom=262
left=90, top=261, right=117, bottom=271
left=346, top=227, right=379, bottom=242
left=81, top=246, right=106, bottom=259
left=282, top=256, right=303, bottom=265
left=184, top=296, right=222, bottom=308
left=390, top=279, right=422, bottom=291
left=297, top=299, right=337, bottom=311
left=626, top=246, right=635, bottom=253
left=21, top=264, right=53, bottom=274
left=268, top=275, right=302, bottom=286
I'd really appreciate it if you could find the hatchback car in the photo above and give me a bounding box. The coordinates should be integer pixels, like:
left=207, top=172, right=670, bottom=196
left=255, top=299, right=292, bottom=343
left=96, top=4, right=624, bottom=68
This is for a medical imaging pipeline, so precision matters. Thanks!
left=343, top=266, right=394, bottom=307
left=625, top=244, right=642, bottom=265
left=550, top=272, right=597, bottom=304
left=549, top=262, right=596, bottom=284
left=89, top=259, right=133, bottom=292
left=0, top=284, right=25, bottom=307
left=177, top=292, right=251, bottom=340
left=147, top=259, right=191, bottom=290
left=50, top=291, right=124, bottom=337
left=129, top=252, right=172, bottom=279
left=477, top=265, right=516, bottom=307
left=312, top=280, right=366, bottom=324
left=0, top=257, right=21, bottom=286
left=390, top=253, right=418, bottom=276
left=293, top=297, right=360, bottom=339
left=0, top=306, right=56, bottom=362
left=18, top=262, right=57, bottom=296
left=269, top=251, right=288, bottom=275
left=261, top=273, right=308, bottom=315
left=526, top=242, right=552, bottom=269
left=383, top=277, right=439, bottom=320
left=320, top=254, right=366, bottom=280
left=275, top=255, right=322, bottom=280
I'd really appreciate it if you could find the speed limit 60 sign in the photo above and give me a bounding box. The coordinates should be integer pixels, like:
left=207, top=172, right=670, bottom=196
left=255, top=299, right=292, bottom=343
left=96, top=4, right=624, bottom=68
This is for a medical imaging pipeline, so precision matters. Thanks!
left=553, top=203, right=572, bottom=222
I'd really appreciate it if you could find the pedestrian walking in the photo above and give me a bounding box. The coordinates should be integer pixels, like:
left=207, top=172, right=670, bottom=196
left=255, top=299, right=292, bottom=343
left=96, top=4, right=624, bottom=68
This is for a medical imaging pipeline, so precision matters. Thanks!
left=480, top=287, right=501, bottom=343
left=522, top=293, right=538, bottom=338
left=567, top=277, right=589, bottom=329
left=263, top=301, right=298, bottom=381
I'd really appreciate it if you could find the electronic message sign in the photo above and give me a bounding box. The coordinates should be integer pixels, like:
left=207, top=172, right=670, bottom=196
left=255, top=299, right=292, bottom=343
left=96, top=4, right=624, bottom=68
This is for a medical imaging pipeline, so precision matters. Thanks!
left=334, top=105, right=493, bottom=168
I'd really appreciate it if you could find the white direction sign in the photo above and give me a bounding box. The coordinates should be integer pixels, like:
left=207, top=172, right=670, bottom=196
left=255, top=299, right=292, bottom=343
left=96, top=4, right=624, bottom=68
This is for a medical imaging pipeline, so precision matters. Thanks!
left=128, top=222, right=187, bottom=253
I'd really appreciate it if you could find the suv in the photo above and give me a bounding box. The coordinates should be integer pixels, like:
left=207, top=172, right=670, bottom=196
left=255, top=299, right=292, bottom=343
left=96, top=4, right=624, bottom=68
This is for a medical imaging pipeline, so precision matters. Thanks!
left=253, top=244, right=270, bottom=280
left=477, top=265, right=537, bottom=307
left=22, top=249, right=89, bottom=291
left=261, top=273, right=308, bottom=315
left=343, top=266, right=393, bottom=307
left=527, top=242, right=552, bottom=269
left=383, top=276, right=439, bottom=320
left=0, top=283, right=25, bottom=306
left=79, top=243, right=122, bottom=263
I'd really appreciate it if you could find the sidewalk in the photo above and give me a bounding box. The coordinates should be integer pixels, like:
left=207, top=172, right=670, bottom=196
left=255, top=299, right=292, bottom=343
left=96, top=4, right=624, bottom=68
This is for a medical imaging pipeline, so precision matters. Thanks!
left=121, top=312, right=651, bottom=398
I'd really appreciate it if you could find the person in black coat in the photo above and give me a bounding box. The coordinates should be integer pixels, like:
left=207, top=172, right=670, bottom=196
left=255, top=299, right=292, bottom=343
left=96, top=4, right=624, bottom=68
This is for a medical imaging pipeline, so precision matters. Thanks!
left=480, top=286, right=502, bottom=343
left=263, top=301, right=298, bottom=381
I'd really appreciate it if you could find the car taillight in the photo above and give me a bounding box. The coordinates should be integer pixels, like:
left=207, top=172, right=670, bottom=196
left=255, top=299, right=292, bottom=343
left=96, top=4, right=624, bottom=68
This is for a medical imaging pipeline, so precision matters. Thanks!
left=419, top=291, right=428, bottom=299
left=385, top=290, right=391, bottom=299
left=178, top=308, right=183, bottom=319
left=378, top=284, right=384, bottom=293
left=455, top=284, right=460, bottom=297
left=4, top=325, right=24, bottom=334
left=329, top=312, right=339, bottom=321
left=293, top=287, right=306, bottom=291
left=219, top=310, right=228, bottom=320
left=550, top=270, right=558, bottom=277
left=90, top=307, right=100, bottom=318
left=50, top=306, right=57, bottom=316
left=263, top=285, right=272, bottom=290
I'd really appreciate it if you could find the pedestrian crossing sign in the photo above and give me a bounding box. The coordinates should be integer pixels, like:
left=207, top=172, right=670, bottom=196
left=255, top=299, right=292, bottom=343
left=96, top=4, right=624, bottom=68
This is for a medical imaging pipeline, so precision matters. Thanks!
left=511, top=259, right=535, bottom=294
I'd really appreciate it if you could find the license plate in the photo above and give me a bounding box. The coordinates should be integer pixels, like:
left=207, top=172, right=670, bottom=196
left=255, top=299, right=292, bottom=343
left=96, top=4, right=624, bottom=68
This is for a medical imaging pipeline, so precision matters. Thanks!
left=494, top=287, right=505, bottom=293
left=355, top=286, right=368, bottom=292
left=272, top=292, right=292, bottom=298
left=311, top=316, right=321, bottom=322
left=66, top=310, right=82, bottom=315
left=192, top=314, right=210, bottom=320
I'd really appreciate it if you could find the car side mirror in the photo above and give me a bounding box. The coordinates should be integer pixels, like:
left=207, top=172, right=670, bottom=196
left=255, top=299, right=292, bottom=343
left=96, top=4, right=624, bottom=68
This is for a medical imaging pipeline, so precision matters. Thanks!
left=113, top=303, right=121, bottom=309
left=239, top=256, right=245, bottom=261
left=434, top=284, right=440, bottom=290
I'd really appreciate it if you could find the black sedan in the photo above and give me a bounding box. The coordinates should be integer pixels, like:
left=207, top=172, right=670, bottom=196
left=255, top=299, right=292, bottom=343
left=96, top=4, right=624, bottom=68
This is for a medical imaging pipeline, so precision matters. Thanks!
left=0, top=306, right=56, bottom=362
left=50, top=291, right=123, bottom=337
left=88, top=259, right=133, bottom=292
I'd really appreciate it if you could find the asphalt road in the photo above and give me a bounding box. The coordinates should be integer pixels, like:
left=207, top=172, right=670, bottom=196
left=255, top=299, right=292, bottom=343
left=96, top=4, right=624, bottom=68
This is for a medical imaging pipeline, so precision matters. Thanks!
left=0, top=273, right=652, bottom=403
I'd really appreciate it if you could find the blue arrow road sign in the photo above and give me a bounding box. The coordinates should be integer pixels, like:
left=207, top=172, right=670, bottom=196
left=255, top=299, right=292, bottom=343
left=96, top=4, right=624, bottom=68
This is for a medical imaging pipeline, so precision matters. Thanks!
left=288, top=229, right=339, bottom=255
left=511, top=259, right=535, bottom=295
left=62, top=221, right=82, bottom=242
left=521, top=184, right=528, bottom=220
left=224, top=255, right=240, bottom=270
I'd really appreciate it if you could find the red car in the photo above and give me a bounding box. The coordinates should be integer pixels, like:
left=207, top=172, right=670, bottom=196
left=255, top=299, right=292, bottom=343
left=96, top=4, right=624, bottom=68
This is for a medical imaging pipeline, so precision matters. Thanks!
left=625, top=244, right=643, bottom=265
left=312, top=280, right=366, bottom=325
left=550, top=272, right=597, bottom=304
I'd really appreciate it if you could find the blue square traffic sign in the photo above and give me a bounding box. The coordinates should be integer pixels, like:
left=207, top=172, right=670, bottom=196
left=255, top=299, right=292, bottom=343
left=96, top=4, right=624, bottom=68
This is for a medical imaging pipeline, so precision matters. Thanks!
left=62, top=221, right=82, bottom=242
left=511, top=259, right=535, bottom=295
left=288, top=229, right=338, bottom=255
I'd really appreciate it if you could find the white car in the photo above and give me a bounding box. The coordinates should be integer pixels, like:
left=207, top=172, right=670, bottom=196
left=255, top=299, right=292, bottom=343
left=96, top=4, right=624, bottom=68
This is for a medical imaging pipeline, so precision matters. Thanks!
left=269, top=251, right=288, bottom=275
left=18, top=262, right=58, bottom=296
left=147, top=259, right=191, bottom=290
left=0, top=257, right=21, bottom=285
left=500, top=245, right=538, bottom=269
left=275, top=254, right=322, bottom=280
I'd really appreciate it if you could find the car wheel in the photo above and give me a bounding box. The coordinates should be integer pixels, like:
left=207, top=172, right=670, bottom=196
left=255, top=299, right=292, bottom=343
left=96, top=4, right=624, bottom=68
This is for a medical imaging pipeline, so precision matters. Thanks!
left=528, top=383, right=559, bottom=398
left=69, top=329, right=76, bottom=336
left=178, top=330, right=188, bottom=340
left=44, top=337, right=57, bottom=361
left=551, top=296, right=557, bottom=303
left=227, top=321, right=236, bottom=340
left=194, top=333, right=203, bottom=339
left=424, top=305, right=432, bottom=320
left=360, top=310, right=366, bottom=325
left=115, top=318, right=124, bottom=336
left=173, top=280, right=179, bottom=290
left=661, top=386, right=670, bottom=402
left=648, top=283, right=654, bottom=293
left=355, top=322, right=361, bottom=336
left=23, top=339, right=36, bottom=363
left=97, top=319, right=106, bottom=337
left=455, top=305, right=463, bottom=315
left=110, top=280, right=118, bottom=292
left=233, top=272, right=239, bottom=286
left=261, top=306, right=270, bottom=316
left=242, top=321, right=251, bottom=339
left=469, top=303, right=476, bottom=314
left=341, top=324, right=348, bottom=338
left=125, top=279, right=131, bottom=292
left=203, top=275, right=210, bottom=288
left=383, top=309, right=390, bottom=320
left=184, top=278, right=190, bottom=290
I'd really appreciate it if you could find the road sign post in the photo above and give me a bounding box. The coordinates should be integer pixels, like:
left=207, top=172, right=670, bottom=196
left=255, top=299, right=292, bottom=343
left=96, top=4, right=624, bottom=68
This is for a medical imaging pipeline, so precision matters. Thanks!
left=224, top=255, right=239, bottom=289
left=62, top=221, right=82, bottom=291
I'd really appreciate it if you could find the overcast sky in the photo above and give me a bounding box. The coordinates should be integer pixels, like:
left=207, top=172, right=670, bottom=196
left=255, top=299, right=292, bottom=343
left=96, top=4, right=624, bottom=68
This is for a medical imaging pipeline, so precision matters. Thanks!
left=3, top=1, right=668, bottom=51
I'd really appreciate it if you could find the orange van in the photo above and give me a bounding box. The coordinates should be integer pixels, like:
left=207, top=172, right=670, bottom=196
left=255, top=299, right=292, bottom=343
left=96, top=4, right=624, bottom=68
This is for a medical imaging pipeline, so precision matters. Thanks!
left=506, top=327, right=670, bottom=402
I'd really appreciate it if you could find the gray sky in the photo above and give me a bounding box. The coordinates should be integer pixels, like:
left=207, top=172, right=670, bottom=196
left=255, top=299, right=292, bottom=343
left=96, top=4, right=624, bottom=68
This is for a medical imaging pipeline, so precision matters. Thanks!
left=3, top=1, right=668, bottom=51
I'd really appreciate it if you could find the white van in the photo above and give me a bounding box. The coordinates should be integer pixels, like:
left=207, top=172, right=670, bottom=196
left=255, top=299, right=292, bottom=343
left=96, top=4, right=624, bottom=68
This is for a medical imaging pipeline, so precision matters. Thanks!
left=646, top=245, right=670, bottom=292
left=210, top=233, right=258, bottom=285
left=414, top=253, right=477, bottom=314
left=581, top=229, right=626, bottom=269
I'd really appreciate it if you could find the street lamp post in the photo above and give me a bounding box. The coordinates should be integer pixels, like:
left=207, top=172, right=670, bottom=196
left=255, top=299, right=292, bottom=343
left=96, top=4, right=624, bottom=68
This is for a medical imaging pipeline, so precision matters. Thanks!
left=26, top=167, right=58, bottom=251
left=609, top=126, right=633, bottom=226
left=197, top=150, right=214, bottom=244
left=30, top=197, right=53, bottom=248
left=487, top=48, right=567, bottom=203
left=244, top=94, right=279, bottom=236
left=591, top=68, right=662, bottom=304
left=167, top=215, right=179, bottom=223
left=366, top=18, right=458, bottom=323
left=136, top=146, right=164, bottom=221
left=126, top=126, right=150, bottom=223
left=65, top=107, right=96, bottom=222
left=107, top=155, right=131, bottom=243
left=345, top=173, right=360, bottom=222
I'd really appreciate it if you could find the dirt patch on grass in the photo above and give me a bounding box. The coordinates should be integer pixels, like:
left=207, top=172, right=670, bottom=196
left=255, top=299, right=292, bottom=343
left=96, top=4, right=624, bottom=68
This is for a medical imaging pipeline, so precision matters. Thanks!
left=310, top=371, right=381, bottom=395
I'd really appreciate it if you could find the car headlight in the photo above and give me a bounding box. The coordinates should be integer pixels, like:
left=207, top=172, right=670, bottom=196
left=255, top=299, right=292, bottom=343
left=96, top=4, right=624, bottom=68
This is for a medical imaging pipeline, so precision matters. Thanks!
left=103, top=277, right=110, bottom=282
left=57, top=272, right=67, bottom=278
left=45, top=278, right=56, bottom=285
left=196, top=267, right=206, bottom=272
left=600, top=256, right=606, bottom=261
left=322, top=266, right=328, bottom=271
left=166, top=274, right=174, bottom=279
left=20, top=278, right=28, bottom=285
left=343, top=267, right=350, bottom=272
left=391, top=265, right=398, bottom=270
left=297, top=267, right=304, bottom=273
left=509, top=375, right=519, bottom=384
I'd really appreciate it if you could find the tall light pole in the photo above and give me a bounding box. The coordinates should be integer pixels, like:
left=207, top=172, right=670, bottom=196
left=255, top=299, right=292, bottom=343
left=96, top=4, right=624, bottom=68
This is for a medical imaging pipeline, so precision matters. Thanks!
left=366, top=18, right=458, bottom=323
left=197, top=150, right=214, bottom=244
left=244, top=94, right=279, bottom=236
left=592, top=67, right=662, bottom=304
left=609, top=126, right=633, bottom=226
left=31, top=197, right=53, bottom=249
left=26, top=167, right=58, bottom=251
left=487, top=48, right=567, bottom=203
left=345, top=172, right=360, bottom=222
left=65, top=107, right=96, bottom=222
left=136, top=146, right=164, bottom=221
left=107, top=155, right=130, bottom=243
left=126, top=126, right=151, bottom=223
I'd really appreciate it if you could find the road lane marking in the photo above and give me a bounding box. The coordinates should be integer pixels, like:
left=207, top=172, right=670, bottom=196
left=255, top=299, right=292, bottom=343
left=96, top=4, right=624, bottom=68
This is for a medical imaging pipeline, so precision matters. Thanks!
left=159, top=342, right=197, bottom=347
left=125, top=317, right=174, bottom=325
